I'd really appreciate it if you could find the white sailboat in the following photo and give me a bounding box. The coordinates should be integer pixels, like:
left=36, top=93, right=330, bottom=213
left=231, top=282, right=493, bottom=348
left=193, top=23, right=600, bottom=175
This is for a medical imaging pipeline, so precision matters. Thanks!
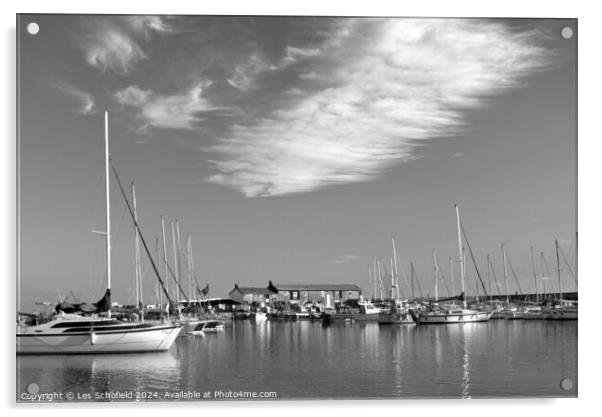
left=410, top=205, right=492, bottom=324
left=17, top=112, right=182, bottom=354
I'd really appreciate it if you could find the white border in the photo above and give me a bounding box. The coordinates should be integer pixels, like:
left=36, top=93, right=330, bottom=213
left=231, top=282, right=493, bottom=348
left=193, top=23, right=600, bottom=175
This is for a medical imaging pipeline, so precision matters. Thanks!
left=3, top=1, right=598, bottom=415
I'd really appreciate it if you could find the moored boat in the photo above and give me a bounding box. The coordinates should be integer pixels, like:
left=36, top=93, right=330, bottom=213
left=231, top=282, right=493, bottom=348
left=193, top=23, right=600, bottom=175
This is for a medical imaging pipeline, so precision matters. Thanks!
left=17, top=113, right=182, bottom=355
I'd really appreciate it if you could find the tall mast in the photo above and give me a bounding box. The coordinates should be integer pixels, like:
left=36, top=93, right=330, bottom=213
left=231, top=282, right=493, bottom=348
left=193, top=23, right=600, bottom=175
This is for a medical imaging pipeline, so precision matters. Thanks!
left=486, top=254, right=492, bottom=301
left=390, top=257, right=395, bottom=299
left=433, top=249, right=438, bottom=301
left=454, top=205, right=466, bottom=308
left=377, top=258, right=383, bottom=300
left=155, top=236, right=163, bottom=319
left=160, top=216, right=170, bottom=319
left=175, top=219, right=184, bottom=302
left=373, top=257, right=377, bottom=300
left=541, top=251, right=546, bottom=301
left=391, top=237, right=400, bottom=300
left=171, top=221, right=180, bottom=308
left=502, top=243, right=509, bottom=305
left=187, top=234, right=194, bottom=302
left=367, top=262, right=370, bottom=299
left=104, top=112, right=111, bottom=317
left=555, top=238, right=562, bottom=302
left=132, top=183, right=143, bottom=309
left=530, top=246, right=538, bottom=302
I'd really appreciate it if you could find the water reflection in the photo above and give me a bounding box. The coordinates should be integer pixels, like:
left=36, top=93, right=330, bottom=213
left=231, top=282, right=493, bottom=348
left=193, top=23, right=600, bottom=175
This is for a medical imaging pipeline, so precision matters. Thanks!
left=17, top=320, right=577, bottom=400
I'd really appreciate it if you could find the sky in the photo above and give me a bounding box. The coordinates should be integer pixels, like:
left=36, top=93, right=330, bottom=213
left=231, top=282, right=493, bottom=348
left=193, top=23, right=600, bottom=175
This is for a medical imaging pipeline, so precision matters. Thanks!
left=17, top=15, right=576, bottom=312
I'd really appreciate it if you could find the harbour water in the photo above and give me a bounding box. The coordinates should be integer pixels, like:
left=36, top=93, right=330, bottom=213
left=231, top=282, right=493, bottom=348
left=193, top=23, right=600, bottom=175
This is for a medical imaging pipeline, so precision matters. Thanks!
left=17, top=320, right=577, bottom=401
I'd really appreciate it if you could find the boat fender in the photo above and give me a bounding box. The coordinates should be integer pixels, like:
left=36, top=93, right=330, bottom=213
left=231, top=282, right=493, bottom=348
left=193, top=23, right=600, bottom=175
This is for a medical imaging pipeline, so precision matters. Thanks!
left=90, top=331, right=96, bottom=345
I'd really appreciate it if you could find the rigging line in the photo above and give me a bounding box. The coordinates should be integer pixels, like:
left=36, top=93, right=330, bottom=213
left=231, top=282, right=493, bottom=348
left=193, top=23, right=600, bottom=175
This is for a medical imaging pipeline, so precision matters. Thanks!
left=488, top=257, right=502, bottom=296
left=505, top=252, right=524, bottom=295
left=413, top=265, right=424, bottom=298
left=437, top=263, right=452, bottom=297
left=460, top=222, right=489, bottom=297
left=109, top=160, right=176, bottom=309
left=162, top=251, right=192, bottom=306
left=558, top=243, right=577, bottom=285
left=396, top=262, right=412, bottom=299
left=542, top=254, right=557, bottom=294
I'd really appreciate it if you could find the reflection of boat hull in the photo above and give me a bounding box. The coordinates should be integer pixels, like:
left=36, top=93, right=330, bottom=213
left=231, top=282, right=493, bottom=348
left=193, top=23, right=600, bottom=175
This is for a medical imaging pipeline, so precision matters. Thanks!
left=323, top=313, right=380, bottom=322
left=17, top=325, right=182, bottom=355
left=377, top=311, right=415, bottom=325
left=546, top=309, right=578, bottom=320
left=250, top=312, right=267, bottom=322
left=410, top=310, right=492, bottom=324
left=189, top=320, right=224, bottom=335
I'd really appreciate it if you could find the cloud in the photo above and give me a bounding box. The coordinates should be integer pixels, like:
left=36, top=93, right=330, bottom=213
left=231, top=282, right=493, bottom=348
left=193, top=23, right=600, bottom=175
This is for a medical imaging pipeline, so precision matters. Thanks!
left=227, top=53, right=272, bottom=91
left=450, top=152, right=464, bottom=158
left=126, top=16, right=174, bottom=38
left=330, top=255, right=359, bottom=264
left=50, top=81, right=96, bottom=115
left=114, top=81, right=221, bottom=130
left=80, top=16, right=173, bottom=74
left=205, top=19, right=552, bottom=197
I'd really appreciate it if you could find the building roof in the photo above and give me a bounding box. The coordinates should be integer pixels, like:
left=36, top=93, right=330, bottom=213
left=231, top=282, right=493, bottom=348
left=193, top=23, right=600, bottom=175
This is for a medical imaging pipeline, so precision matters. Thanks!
left=271, top=283, right=362, bottom=292
left=229, top=285, right=275, bottom=295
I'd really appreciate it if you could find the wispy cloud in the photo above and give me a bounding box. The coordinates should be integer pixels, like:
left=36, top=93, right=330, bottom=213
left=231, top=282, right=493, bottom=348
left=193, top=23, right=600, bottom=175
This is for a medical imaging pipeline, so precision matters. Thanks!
left=50, top=81, right=96, bottom=115
left=126, top=16, right=174, bottom=38
left=205, top=19, right=552, bottom=197
left=227, top=53, right=272, bottom=91
left=330, top=254, right=359, bottom=264
left=80, top=16, right=173, bottom=75
left=114, top=81, right=222, bottom=130
left=450, top=152, right=464, bottom=158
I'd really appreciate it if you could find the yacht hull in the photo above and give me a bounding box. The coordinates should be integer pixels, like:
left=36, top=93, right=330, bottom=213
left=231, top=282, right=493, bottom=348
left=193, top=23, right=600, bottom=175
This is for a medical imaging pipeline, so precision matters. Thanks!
left=17, top=325, right=181, bottom=355
left=411, top=311, right=492, bottom=324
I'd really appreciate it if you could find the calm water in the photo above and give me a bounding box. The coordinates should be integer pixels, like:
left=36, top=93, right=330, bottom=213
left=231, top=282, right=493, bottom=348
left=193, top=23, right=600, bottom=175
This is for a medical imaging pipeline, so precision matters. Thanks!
left=17, top=320, right=577, bottom=401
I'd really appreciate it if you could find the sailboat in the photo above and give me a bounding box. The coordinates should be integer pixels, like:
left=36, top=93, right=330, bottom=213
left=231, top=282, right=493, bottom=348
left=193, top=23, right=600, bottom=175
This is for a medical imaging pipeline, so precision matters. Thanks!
left=546, top=238, right=578, bottom=320
left=17, top=112, right=182, bottom=354
left=409, top=205, right=493, bottom=324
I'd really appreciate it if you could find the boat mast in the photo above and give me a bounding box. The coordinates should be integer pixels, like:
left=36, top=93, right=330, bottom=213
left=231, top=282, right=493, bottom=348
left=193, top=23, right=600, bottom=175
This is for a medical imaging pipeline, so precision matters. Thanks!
left=391, top=237, right=400, bottom=300
left=541, top=251, right=546, bottom=302
left=486, top=254, right=492, bottom=301
left=373, top=257, right=377, bottom=300
left=433, top=249, right=438, bottom=301
left=530, top=246, right=538, bottom=302
left=187, top=234, right=194, bottom=304
left=454, top=205, right=466, bottom=308
left=132, top=183, right=143, bottom=311
left=104, top=112, right=111, bottom=318
left=502, top=243, right=510, bottom=305
left=160, top=215, right=170, bottom=319
left=155, top=236, right=163, bottom=319
left=555, top=238, right=562, bottom=302
left=171, top=221, right=181, bottom=313
left=390, top=257, right=395, bottom=300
